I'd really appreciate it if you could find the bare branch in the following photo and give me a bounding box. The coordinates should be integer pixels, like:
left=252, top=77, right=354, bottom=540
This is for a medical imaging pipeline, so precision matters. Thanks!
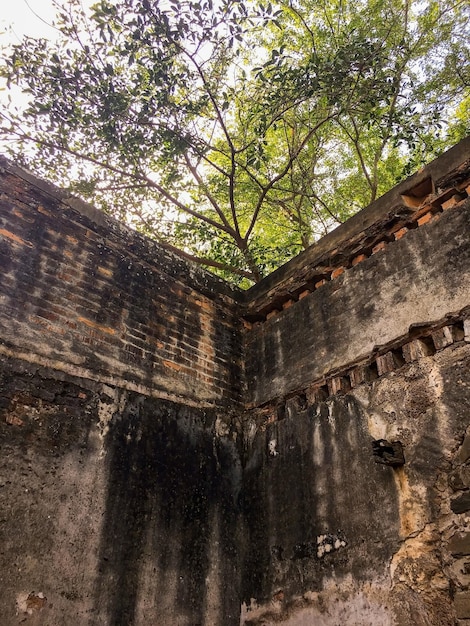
left=183, top=151, right=235, bottom=233
left=244, top=112, right=338, bottom=242
left=0, top=113, right=236, bottom=236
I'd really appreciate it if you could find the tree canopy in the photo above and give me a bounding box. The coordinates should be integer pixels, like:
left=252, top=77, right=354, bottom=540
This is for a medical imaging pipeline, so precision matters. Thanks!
left=1, top=0, right=468, bottom=286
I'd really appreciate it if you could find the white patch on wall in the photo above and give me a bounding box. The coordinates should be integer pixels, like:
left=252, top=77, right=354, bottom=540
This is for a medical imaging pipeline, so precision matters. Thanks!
left=16, top=591, right=47, bottom=615
left=268, top=439, right=279, bottom=457
left=326, top=401, right=336, bottom=431
left=317, top=533, right=347, bottom=558
left=215, top=416, right=230, bottom=437
left=96, top=386, right=126, bottom=456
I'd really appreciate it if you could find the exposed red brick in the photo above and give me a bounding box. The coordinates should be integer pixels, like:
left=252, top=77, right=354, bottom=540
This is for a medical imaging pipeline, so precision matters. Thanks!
left=306, top=382, right=328, bottom=404
left=417, top=211, right=433, bottom=226
left=410, top=203, right=433, bottom=223
left=331, top=266, right=346, bottom=279
left=349, top=367, right=363, bottom=387
left=372, top=241, right=387, bottom=254
left=402, top=338, right=434, bottom=362
left=266, top=309, right=279, bottom=319
left=394, top=227, right=408, bottom=240
left=441, top=194, right=462, bottom=210
left=430, top=187, right=460, bottom=209
left=349, top=365, right=378, bottom=387
left=298, top=289, right=310, bottom=300
left=328, top=376, right=350, bottom=395
left=351, top=254, right=367, bottom=266
left=315, top=279, right=327, bottom=289
left=77, top=317, right=116, bottom=335
left=37, top=205, right=52, bottom=217
left=431, top=326, right=455, bottom=350
left=0, top=228, right=33, bottom=247
left=282, top=299, right=294, bottom=310
left=376, top=351, right=404, bottom=376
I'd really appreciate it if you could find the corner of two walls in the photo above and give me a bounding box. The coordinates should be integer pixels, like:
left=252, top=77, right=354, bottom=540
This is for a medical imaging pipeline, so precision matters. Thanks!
left=1, top=137, right=470, bottom=625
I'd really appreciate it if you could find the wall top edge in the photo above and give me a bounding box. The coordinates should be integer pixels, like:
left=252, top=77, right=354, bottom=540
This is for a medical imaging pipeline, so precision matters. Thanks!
left=2, top=136, right=469, bottom=308
left=0, top=154, right=243, bottom=304
left=243, top=136, right=470, bottom=308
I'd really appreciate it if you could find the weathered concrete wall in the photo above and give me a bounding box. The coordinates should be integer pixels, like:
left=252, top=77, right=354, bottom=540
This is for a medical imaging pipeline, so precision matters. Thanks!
left=244, top=200, right=470, bottom=406
left=243, top=138, right=470, bottom=407
left=239, top=137, right=470, bottom=625
left=1, top=138, right=470, bottom=625
left=240, top=341, right=470, bottom=625
left=0, top=356, right=242, bottom=625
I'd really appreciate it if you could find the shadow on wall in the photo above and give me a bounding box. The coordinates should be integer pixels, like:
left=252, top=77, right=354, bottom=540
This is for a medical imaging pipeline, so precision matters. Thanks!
left=241, top=395, right=401, bottom=606
left=92, top=395, right=242, bottom=626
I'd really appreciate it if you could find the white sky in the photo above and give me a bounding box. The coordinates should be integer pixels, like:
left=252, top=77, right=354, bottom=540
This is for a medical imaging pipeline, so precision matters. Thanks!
left=0, top=1, right=59, bottom=121
left=1, top=0, right=58, bottom=43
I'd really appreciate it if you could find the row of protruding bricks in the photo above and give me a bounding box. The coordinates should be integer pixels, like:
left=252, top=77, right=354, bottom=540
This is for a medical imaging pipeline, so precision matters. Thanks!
left=267, top=317, right=470, bottom=418
left=244, top=179, right=470, bottom=328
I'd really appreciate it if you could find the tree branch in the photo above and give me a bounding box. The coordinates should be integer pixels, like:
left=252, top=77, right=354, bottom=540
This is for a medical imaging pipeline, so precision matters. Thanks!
left=0, top=113, right=236, bottom=236
left=244, top=112, right=337, bottom=241
left=183, top=151, right=234, bottom=233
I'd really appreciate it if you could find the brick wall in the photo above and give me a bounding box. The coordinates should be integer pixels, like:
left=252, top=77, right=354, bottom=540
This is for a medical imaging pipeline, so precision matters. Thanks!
left=0, top=158, right=245, bottom=624
left=0, top=158, right=243, bottom=408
